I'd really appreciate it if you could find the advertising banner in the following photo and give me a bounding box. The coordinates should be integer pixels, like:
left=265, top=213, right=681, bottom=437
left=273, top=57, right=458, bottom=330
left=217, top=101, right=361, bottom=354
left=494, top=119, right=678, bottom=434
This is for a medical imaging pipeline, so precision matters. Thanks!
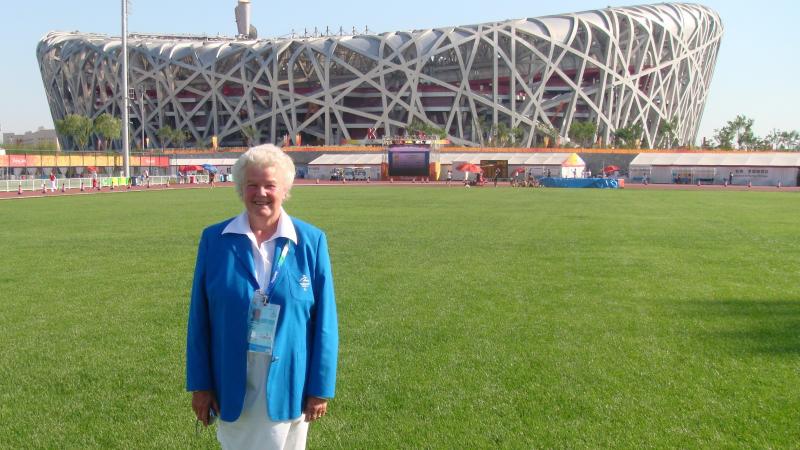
left=10, top=155, right=27, bottom=167
left=25, top=155, right=41, bottom=167
left=140, top=156, right=161, bottom=166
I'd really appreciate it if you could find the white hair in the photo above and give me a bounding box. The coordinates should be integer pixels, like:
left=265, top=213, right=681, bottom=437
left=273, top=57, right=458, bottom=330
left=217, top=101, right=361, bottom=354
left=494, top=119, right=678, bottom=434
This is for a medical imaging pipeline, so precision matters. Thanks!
left=232, top=144, right=295, bottom=199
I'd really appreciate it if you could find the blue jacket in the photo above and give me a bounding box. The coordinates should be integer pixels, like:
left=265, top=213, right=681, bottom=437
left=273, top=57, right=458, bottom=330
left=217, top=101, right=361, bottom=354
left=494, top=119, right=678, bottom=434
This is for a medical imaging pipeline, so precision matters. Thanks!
left=186, top=215, right=338, bottom=422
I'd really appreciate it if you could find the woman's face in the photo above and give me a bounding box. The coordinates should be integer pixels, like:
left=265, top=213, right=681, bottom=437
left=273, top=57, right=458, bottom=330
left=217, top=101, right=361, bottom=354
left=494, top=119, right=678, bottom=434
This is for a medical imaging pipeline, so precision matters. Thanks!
left=243, top=164, right=286, bottom=224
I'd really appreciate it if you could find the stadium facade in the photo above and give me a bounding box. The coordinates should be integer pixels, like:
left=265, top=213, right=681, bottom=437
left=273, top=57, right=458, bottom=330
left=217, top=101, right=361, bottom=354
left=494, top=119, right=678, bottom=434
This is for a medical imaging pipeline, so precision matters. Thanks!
left=37, top=3, right=722, bottom=149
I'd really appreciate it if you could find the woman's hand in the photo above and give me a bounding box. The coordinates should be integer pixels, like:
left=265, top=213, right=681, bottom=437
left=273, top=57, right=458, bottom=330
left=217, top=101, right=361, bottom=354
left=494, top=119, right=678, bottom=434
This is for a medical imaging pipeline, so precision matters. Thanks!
left=192, top=390, right=219, bottom=426
left=304, top=396, right=328, bottom=422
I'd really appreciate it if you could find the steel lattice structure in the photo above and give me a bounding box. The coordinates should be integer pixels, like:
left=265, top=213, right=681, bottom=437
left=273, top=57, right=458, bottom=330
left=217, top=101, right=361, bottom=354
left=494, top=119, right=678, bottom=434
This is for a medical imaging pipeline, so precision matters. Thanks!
left=38, top=2, right=722, bottom=149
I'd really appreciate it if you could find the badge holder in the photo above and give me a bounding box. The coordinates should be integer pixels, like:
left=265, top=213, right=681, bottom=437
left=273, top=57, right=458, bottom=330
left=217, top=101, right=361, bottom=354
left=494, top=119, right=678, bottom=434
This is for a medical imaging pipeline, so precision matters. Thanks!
left=248, top=289, right=280, bottom=354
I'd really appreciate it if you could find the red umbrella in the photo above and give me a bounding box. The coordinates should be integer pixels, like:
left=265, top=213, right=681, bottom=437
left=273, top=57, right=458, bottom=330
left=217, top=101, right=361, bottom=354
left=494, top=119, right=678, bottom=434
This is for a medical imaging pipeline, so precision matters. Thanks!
left=180, top=165, right=203, bottom=172
left=512, top=167, right=527, bottom=176
left=86, top=166, right=98, bottom=173
left=455, top=163, right=483, bottom=173
left=603, top=165, right=620, bottom=174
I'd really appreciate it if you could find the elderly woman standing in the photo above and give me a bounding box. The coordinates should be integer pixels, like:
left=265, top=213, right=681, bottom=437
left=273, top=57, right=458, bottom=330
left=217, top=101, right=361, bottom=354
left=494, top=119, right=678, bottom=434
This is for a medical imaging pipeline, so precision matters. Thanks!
left=187, top=144, right=338, bottom=449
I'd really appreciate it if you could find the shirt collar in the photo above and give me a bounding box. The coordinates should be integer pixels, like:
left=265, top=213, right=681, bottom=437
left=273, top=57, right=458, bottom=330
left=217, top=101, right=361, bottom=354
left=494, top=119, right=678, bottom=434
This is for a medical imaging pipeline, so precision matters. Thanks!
left=222, top=207, right=298, bottom=246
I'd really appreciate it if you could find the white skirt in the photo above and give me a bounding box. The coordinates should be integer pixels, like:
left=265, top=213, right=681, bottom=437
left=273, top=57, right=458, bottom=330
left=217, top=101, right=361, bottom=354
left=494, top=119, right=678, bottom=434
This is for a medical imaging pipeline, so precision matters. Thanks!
left=217, top=352, right=309, bottom=450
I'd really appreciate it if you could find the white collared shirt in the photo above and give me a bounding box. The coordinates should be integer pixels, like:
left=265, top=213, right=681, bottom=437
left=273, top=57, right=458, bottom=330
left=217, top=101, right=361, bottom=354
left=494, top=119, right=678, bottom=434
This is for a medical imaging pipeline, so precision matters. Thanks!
left=222, top=208, right=298, bottom=290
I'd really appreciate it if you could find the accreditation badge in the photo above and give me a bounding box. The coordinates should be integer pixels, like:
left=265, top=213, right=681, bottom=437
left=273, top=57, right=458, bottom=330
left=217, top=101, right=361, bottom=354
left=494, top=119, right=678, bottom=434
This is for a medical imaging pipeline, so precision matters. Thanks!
left=248, top=291, right=280, bottom=354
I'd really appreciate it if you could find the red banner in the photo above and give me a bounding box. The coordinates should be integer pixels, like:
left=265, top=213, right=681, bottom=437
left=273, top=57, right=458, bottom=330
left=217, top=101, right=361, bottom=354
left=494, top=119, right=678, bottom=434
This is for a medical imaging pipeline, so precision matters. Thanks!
left=9, top=155, right=28, bottom=167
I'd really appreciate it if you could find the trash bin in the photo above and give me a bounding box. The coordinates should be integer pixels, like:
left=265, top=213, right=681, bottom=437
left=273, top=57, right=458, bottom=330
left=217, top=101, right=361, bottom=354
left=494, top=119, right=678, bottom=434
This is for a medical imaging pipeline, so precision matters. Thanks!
left=131, top=176, right=138, bottom=186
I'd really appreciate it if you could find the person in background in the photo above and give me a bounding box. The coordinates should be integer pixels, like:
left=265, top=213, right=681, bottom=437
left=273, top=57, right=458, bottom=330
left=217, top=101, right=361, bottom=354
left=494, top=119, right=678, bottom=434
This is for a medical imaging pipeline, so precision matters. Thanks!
left=49, top=170, right=57, bottom=192
left=187, top=144, right=338, bottom=450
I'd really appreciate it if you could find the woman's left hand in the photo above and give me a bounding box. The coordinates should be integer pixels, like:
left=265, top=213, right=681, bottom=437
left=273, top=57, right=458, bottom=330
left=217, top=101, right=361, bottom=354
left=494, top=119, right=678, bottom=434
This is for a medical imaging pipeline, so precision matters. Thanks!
left=304, top=397, right=328, bottom=422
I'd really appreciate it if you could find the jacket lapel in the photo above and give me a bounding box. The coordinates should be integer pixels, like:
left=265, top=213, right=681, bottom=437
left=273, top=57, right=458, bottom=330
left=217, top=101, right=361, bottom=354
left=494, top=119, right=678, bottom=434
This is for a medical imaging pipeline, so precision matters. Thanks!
left=273, top=237, right=296, bottom=290
left=227, top=233, right=259, bottom=288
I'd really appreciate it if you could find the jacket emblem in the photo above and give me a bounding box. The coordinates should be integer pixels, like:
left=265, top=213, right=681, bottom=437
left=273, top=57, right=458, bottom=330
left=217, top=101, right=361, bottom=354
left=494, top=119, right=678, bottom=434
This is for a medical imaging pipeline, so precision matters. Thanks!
left=299, top=274, right=311, bottom=291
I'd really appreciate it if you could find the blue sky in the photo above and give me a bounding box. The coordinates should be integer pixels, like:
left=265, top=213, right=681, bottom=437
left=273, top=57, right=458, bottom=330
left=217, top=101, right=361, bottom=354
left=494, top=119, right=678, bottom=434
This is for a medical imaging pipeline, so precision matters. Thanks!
left=1, top=0, right=797, bottom=144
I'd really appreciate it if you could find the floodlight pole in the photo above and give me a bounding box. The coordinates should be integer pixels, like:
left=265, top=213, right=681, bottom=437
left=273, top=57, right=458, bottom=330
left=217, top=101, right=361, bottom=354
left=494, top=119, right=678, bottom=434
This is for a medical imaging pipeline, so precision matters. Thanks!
left=121, top=0, right=130, bottom=178
left=139, top=84, right=145, bottom=149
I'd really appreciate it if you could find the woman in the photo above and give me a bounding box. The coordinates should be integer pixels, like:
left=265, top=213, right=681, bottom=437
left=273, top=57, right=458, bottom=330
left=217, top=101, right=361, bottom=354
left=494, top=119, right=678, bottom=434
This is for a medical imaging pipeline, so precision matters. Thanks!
left=186, top=144, right=338, bottom=449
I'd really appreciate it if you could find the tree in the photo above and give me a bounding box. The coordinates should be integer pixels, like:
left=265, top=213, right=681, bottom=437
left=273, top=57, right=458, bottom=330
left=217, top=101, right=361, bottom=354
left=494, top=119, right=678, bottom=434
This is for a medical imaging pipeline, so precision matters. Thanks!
left=406, top=118, right=445, bottom=139
left=195, top=136, right=211, bottom=149
left=534, top=121, right=559, bottom=147
left=495, top=123, right=510, bottom=147
left=613, top=122, right=643, bottom=148
left=765, top=129, right=800, bottom=150
left=713, top=115, right=756, bottom=150
left=93, top=113, right=121, bottom=150
left=241, top=125, right=260, bottom=146
left=568, top=121, right=597, bottom=148
left=473, top=116, right=489, bottom=146
left=657, top=117, right=678, bottom=149
left=172, top=128, right=189, bottom=148
left=54, top=114, right=93, bottom=150
left=156, top=126, right=174, bottom=150
left=509, top=126, right=524, bottom=147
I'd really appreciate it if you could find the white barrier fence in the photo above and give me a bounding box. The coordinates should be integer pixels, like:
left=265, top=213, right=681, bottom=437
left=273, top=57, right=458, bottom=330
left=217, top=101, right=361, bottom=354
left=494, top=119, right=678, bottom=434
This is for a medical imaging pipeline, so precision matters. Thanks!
left=0, top=174, right=210, bottom=192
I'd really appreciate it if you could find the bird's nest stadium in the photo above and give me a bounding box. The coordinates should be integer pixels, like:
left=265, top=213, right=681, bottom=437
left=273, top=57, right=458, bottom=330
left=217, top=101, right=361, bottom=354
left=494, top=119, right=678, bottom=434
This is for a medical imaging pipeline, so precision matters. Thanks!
left=37, top=2, right=722, bottom=149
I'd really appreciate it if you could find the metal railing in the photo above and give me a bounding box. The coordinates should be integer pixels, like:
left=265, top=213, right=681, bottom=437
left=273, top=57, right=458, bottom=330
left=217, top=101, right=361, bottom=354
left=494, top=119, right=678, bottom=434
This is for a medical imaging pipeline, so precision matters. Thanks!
left=0, top=174, right=210, bottom=192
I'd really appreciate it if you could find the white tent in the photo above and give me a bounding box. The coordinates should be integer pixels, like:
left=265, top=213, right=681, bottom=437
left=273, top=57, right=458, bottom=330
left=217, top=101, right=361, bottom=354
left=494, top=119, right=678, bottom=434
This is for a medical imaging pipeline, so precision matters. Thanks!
left=441, top=152, right=585, bottom=180
left=307, top=154, right=384, bottom=180
left=629, top=153, right=800, bottom=186
left=169, top=156, right=240, bottom=177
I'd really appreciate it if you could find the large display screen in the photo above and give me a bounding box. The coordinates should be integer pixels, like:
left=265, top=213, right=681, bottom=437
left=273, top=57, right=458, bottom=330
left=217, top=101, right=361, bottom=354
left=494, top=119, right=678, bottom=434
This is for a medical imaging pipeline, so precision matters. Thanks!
left=388, top=146, right=429, bottom=176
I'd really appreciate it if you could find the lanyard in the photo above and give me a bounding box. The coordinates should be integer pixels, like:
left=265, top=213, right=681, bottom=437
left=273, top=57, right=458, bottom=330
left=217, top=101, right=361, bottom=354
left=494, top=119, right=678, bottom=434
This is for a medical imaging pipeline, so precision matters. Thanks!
left=260, top=238, right=289, bottom=304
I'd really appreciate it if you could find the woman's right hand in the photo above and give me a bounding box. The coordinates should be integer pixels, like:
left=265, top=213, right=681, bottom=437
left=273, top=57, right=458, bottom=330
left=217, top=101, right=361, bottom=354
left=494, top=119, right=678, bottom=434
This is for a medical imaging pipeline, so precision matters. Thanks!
left=192, top=390, right=219, bottom=426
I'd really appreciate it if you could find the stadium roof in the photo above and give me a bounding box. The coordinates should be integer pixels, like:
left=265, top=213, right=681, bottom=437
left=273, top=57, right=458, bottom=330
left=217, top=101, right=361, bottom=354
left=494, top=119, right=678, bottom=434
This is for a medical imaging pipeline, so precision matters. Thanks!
left=630, top=153, right=800, bottom=167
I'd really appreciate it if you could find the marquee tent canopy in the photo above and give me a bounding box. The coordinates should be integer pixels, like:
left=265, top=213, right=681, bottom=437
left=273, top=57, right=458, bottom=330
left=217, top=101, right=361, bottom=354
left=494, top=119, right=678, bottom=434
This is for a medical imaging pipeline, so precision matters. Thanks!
left=308, top=154, right=384, bottom=165
left=439, top=153, right=585, bottom=166
left=630, top=153, right=800, bottom=167
left=629, top=152, right=800, bottom=186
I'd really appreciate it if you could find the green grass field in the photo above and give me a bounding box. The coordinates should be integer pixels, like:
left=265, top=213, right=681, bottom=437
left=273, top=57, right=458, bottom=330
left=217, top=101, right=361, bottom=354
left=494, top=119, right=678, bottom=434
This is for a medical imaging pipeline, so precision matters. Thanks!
left=1, top=186, right=798, bottom=449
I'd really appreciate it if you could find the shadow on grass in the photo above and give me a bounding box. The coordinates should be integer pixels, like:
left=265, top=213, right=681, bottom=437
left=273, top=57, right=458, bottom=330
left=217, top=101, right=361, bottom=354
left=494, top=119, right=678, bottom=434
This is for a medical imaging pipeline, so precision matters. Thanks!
left=678, top=298, right=800, bottom=356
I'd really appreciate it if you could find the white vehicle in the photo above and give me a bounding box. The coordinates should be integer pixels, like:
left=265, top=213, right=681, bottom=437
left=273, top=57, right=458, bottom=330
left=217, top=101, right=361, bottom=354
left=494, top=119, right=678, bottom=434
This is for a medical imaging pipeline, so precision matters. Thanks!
left=343, top=167, right=355, bottom=181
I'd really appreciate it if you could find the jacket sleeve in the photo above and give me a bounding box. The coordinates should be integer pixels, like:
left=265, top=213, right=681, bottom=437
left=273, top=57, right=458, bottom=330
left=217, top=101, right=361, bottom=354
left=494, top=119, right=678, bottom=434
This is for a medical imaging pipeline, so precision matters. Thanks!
left=306, top=231, right=339, bottom=399
left=186, top=229, right=213, bottom=392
